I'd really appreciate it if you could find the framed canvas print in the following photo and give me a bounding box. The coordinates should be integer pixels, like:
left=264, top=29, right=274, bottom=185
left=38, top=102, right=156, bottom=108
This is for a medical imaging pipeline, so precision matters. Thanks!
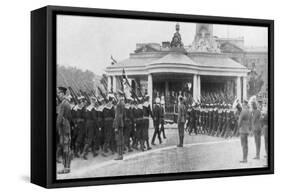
left=31, top=5, right=274, bottom=188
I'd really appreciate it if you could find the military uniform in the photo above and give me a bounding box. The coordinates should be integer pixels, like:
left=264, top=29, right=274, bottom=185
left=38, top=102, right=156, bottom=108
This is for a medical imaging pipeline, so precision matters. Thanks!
left=124, top=102, right=133, bottom=152
left=143, top=100, right=153, bottom=150
left=97, top=104, right=105, bottom=152
left=103, top=102, right=115, bottom=153
left=151, top=103, right=162, bottom=145
left=113, top=99, right=125, bottom=160
left=252, top=108, right=262, bottom=159
left=159, top=104, right=166, bottom=139
left=82, top=104, right=99, bottom=159
left=73, top=105, right=86, bottom=157
left=208, top=107, right=213, bottom=135
left=135, top=103, right=144, bottom=150
left=238, top=105, right=251, bottom=162
left=177, top=101, right=186, bottom=147
left=57, top=97, right=72, bottom=173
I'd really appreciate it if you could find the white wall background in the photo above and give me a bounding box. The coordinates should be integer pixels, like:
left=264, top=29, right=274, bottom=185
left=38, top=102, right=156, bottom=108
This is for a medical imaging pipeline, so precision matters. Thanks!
left=0, top=0, right=279, bottom=193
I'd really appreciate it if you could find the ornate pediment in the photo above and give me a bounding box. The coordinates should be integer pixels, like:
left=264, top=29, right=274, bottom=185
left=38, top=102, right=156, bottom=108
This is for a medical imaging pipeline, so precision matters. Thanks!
left=134, top=44, right=160, bottom=53
left=220, top=42, right=244, bottom=53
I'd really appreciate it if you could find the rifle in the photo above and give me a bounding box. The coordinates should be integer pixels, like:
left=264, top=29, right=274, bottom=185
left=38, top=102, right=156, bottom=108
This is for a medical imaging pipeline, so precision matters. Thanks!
left=98, top=87, right=108, bottom=103
left=80, top=89, right=91, bottom=104
left=68, top=86, right=78, bottom=105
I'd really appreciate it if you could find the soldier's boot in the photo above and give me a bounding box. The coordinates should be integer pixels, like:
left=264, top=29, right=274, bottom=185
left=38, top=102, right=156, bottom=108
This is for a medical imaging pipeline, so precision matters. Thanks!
left=92, top=147, right=98, bottom=157
left=114, top=146, right=123, bottom=160
left=82, top=144, right=89, bottom=160
left=128, top=144, right=133, bottom=152
left=146, top=140, right=152, bottom=150
left=140, top=140, right=145, bottom=151
left=74, top=145, right=80, bottom=158
left=177, top=136, right=183, bottom=147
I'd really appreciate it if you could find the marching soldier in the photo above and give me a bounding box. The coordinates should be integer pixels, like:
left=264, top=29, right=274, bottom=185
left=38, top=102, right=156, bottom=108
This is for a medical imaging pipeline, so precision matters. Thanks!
left=177, top=96, right=186, bottom=147
left=97, top=98, right=105, bottom=154
left=135, top=98, right=144, bottom=150
left=151, top=98, right=162, bottom=145
left=103, top=95, right=115, bottom=154
left=113, top=90, right=126, bottom=160
left=143, top=95, right=153, bottom=150
left=124, top=97, right=133, bottom=152
left=82, top=96, right=99, bottom=160
left=131, top=99, right=138, bottom=150
left=73, top=96, right=86, bottom=158
left=57, top=87, right=72, bottom=174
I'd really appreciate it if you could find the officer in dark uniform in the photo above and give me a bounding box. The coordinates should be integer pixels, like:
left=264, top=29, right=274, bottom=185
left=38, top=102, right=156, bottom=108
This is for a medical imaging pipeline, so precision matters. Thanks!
left=82, top=96, right=99, bottom=160
left=143, top=95, right=153, bottom=150
left=57, top=87, right=72, bottom=174
left=151, top=97, right=162, bottom=145
left=113, top=90, right=126, bottom=160
left=189, top=104, right=196, bottom=135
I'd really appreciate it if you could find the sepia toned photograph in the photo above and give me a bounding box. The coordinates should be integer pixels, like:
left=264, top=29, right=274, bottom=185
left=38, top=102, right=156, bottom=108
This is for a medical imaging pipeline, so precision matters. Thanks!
left=55, top=14, right=269, bottom=180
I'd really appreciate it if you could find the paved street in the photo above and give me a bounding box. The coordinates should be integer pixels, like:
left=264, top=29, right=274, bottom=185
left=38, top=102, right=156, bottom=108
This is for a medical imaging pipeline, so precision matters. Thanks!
left=57, top=127, right=267, bottom=180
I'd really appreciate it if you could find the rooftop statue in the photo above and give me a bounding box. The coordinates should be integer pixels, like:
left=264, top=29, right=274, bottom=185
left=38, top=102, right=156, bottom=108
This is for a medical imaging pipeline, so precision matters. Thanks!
left=170, top=23, right=184, bottom=48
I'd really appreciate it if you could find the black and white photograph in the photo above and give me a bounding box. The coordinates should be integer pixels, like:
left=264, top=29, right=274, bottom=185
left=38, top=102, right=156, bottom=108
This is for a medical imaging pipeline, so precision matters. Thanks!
left=55, top=14, right=270, bottom=180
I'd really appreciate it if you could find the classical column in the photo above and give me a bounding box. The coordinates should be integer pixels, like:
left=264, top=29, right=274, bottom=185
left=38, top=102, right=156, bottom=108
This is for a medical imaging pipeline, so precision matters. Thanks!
left=107, top=76, right=112, bottom=92
left=165, top=80, right=169, bottom=96
left=242, top=76, right=247, bottom=101
left=236, top=76, right=241, bottom=102
left=148, top=74, right=153, bottom=106
left=112, top=76, right=117, bottom=92
left=193, top=74, right=198, bottom=101
left=197, top=75, right=201, bottom=102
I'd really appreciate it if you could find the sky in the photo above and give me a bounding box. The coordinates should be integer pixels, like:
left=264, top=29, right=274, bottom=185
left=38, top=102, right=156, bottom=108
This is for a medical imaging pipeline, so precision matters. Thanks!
left=57, top=15, right=268, bottom=76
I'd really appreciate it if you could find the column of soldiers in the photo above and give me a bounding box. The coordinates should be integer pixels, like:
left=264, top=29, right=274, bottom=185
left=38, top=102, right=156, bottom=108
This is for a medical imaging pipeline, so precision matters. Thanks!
left=177, top=93, right=268, bottom=164
left=56, top=86, right=162, bottom=174
left=184, top=102, right=239, bottom=138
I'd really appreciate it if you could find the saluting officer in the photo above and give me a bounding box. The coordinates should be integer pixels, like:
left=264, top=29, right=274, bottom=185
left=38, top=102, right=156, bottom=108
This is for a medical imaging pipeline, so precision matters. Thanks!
left=238, top=100, right=251, bottom=163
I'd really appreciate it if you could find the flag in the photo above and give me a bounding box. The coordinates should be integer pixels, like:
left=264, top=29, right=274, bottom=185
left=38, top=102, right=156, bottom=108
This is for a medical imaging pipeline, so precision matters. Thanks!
left=122, top=68, right=131, bottom=99
left=110, top=55, right=117, bottom=65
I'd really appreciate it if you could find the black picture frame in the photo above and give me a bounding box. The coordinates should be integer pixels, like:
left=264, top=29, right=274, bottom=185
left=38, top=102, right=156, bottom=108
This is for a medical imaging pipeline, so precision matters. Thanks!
left=31, top=5, right=274, bottom=188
